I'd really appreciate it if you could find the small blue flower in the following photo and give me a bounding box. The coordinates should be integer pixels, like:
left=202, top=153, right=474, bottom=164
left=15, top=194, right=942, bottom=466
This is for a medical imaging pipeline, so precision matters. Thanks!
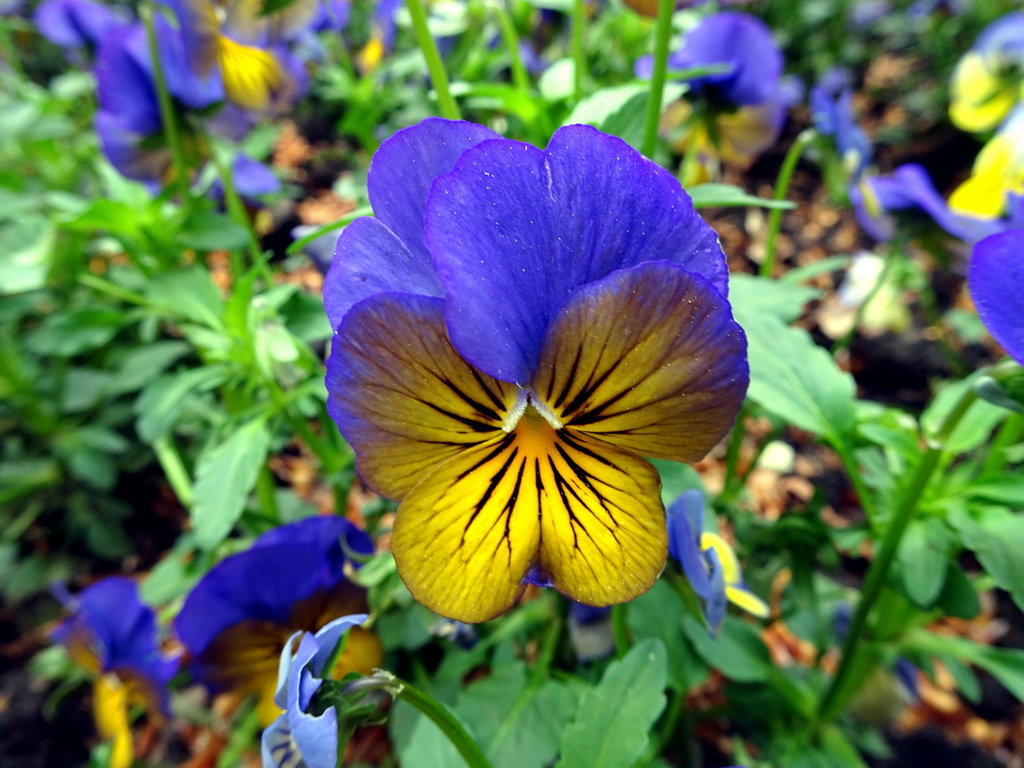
left=810, top=69, right=872, bottom=180
left=666, top=490, right=767, bottom=634
left=261, top=614, right=370, bottom=768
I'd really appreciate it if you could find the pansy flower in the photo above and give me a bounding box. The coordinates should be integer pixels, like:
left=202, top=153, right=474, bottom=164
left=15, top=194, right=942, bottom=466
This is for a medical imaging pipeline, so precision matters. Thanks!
left=949, top=12, right=1024, bottom=134
left=93, top=18, right=223, bottom=183
left=968, top=228, right=1024, bottom=366
left=810, top=68, right=872, bottom=181
left=52, top=577, right=177, bottom=768
left=666, top=489, right=767, bottom=633
left=175, top=517, right=382, bottom=726
left=324, top=118, right=748, bottom=622
left=261, top=614, right=369, bottom=768
left=163, top=0, right=316, bottom=111
left=853, top=164, right=1004, bottom=244
left=635, top=12, right=790, bottom=182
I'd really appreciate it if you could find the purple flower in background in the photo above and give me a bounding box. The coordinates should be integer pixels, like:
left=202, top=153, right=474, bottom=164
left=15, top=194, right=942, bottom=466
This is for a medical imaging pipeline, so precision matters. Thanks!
left=34, top=0, right=127, bottom=50
left=567, top=602, right=615, bottom=662
left=637, top=12, right=782, bottom=106
left=635, top=13, right=790, bottom=179
left=175, top=517, right=381, bottom=726
left=969, top=228, right=1024, bottom=365
left=855, top=164, right=1005, bottom=243
left=810, top=68, right=872, bottom=180
left=324, top=118, right=748, bottom=622
left=52, top=578, right=177, bottom=768
left=93, top=18, right=223, bottom=183
left=261, top=614, right=369, bottom=768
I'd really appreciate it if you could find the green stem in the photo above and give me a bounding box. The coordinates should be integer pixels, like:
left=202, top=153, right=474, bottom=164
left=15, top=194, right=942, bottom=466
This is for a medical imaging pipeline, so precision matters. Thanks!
left=571, top=0, right=586, bottom=103
left=981, top=411, right=1024, bottom=475
left=406, top=0, right=461, bottom=119
left=492, top=0, right=529, bottom=93
left=760, top=129, right=815, bottom=278
left=640, top=0, right=676, bottom=158
left=153, top=436, right=193, bottom=507
left=207, top=141, right=269, bottom=282
left=720, top=406, right=747, bottom=500
left=255, top=466, right=281, bottom=524
left=0, top=21, right=26, bottom=80
left=77, top=273, right=150, bottom=307
left=816, top=386, right=978, bottom=722
left=141, top=3, right=192, bottom=207
left=833, top=440, right=878, bottom=525
left=611, top=603, right=630, bottom=659
left=395, top=679, right=493, bottom=768
left=216, top=703, right=260, bottom=768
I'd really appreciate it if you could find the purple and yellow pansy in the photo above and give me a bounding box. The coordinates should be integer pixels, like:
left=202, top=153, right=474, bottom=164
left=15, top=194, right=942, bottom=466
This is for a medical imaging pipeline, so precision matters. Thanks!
left=324, top=118, right=749, bottom=623
left=52, top=577, right=177, bottom=768
left=175, top=516, right=382, bottom=726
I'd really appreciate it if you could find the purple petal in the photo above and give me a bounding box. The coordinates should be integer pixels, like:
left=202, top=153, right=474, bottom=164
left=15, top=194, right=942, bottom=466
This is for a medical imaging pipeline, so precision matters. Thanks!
left=35, top=0, right=127, bottom=49
left=704, top=548, right=728, bottom=634
left=367, top=118, right=500, bottom=266
left=969, top=228, right=1024, bottom=365
left=286, top=634, right=339, bottom=768
left=95, top=24, right=161, bottom=135
left=427, top=125, right=726, bottom=382
left=666, top=491, right=712, bottom=598
left=669, top=12, right=783, bottom=106
left=323, top=217, right=442, bottom=332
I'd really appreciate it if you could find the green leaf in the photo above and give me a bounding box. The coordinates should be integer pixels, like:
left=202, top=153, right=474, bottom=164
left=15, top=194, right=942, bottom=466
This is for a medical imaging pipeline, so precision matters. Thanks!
left=689, top=183, right=797, bottom=210
left=108, top=341, right=191, bottom=396
left=898, top=518, right=954, bottom=608
left=26, top=308, right=124, bottom=356
left=457, top=665, right=583, bottom=768
left=557, top=640, right=667, bottom=768
left=564, top=83, right=685, bottom=150
left=921, top=375, right=1004, bottom=453
left=628, top=580, right=709, bottom=692
left=949, top=505, right=1024, bottom=612
left=192, top=419, right=272, bottom=549
left=0, top=213, right=53, bottom=294
left=135, top=366, right=229, bottom=442
left=681, top=615, right=772, bottom=683
left=175, top=211, right=251, bottom=252
left=936, top=563, right=981, bottom=620
left=737, top=314, right=856, bottom=442
left=729, top=274, right=821, bottom=324
left=146, top=269, right=225, bottom=327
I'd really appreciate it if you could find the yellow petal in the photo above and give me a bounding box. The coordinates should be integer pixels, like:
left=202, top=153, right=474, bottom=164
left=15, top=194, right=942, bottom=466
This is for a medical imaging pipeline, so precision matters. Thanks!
left=700, top=532, right=742, bottom=585
left=216, top=35, right=285, bottom=111
left=536, top=430, right=667, bottom=608
left=391, top=410, right=667, bottom=621
left=725, top=585, right=770, bottom=619
left=93, top=675, right=134, bottom=768
left=391, top=431, right=541, bottom=623
left=949, top=170, right=1011, bottom=218
left=715, top=103, right=781, bottom=164
left=949, top=53, right=1015, bottom=133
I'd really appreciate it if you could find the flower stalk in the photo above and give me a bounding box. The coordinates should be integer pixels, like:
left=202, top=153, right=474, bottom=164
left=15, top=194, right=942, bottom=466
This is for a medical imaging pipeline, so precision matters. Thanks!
left=760, top=129, right=816, bottom=277
left=816, top=384, right=979, bottom=722
left=405, top=0, right=461, bottom=119
left=641, top=0, right=676, bottom=158
left=141, top=3, right=192, bottom=208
